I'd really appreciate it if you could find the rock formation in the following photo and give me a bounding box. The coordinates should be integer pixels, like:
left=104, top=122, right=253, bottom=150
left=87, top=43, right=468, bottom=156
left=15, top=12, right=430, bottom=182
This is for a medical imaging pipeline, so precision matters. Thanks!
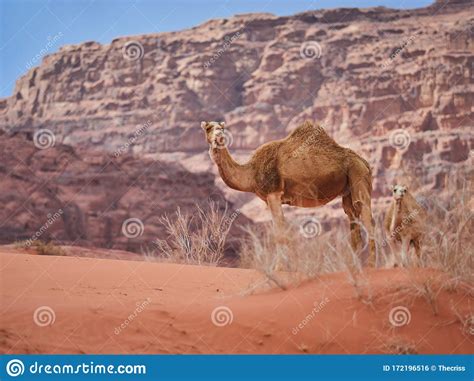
left=0, top=0, right=472, bottom=230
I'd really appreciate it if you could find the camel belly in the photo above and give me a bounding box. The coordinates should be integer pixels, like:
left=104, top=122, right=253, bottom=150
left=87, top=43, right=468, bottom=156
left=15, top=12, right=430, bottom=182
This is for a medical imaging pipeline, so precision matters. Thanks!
left=281, top=174, right=347, bottom=207
left=282, top=196, right=336, bottom=207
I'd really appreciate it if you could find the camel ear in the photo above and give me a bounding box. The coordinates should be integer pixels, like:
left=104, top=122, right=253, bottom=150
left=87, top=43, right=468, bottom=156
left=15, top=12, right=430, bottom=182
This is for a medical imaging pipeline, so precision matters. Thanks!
left=200, top=121, right=207, bottom=130
left=219, top=122, right=226, bottom=128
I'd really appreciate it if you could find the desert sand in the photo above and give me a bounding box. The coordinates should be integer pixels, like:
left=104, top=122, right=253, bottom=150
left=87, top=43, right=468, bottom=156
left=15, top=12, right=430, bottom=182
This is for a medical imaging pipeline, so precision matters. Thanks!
left=0, top=247, right=472, bottom=354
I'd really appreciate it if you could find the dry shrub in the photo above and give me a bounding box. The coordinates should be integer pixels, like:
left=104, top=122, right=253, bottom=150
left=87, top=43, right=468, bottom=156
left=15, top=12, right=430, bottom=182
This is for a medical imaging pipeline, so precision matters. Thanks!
left=147, top=202, right=237, bottom=266
left=143, top=168, right=471, bottom=294
left=379, top=335, right=418, bottom=354
left=238, top=169, right=472, bottom=290
left=238, top=220, right=366, bottom=288
left=382, top=167, right=473, bottom=280
left=15, top=240, right=66, bottom=256
left=420, top=193, right=473, bottom=281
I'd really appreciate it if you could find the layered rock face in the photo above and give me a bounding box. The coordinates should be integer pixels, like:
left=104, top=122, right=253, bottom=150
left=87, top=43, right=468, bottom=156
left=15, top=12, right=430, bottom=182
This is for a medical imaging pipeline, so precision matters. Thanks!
left=0, top=131, right=245, bottom=254
left=0, top=0, right=472, bottom=227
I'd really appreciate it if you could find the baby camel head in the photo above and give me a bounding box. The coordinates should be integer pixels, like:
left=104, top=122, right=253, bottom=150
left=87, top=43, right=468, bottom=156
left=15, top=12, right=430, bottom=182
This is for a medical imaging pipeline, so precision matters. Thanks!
left=201, top=121, right=228, bottom=148
left=392, top=184, right=408, bottom=200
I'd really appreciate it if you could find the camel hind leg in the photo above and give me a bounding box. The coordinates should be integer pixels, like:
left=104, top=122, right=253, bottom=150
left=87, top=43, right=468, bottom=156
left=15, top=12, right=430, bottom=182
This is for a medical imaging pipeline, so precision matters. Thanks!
left=347, top=160, right=376, bottom=267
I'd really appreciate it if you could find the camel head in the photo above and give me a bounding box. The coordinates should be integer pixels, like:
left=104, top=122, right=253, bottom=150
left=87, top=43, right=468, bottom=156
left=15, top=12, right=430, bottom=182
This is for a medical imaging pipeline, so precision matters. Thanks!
left=200, top=121, right=228, bottom=149
left=392, top=184, right=408, bottom=200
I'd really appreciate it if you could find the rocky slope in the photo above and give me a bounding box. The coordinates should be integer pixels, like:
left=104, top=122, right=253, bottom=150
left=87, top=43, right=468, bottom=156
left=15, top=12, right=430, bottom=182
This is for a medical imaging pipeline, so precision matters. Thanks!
left=0, top=131, right=246, bottom=255
left=0, top=0, right=472, bottom=227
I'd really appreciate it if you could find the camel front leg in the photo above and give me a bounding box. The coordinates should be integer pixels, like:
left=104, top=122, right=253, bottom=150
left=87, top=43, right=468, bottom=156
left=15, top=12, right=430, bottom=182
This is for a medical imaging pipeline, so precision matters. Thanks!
left=267, top=192, right=286, bottom=232
left=267, top=192, right=287, bottom=271
left=413, top=238, right=422, bottom=267
left=400, top=237, right=410, bottom=267
left=386, top=238, right=400, bottom=268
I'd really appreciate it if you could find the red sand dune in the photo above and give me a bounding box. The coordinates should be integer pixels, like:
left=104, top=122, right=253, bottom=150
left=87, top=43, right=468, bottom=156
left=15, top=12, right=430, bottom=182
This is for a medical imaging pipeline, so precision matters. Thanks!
left=0, top=247, right=472, bottom=354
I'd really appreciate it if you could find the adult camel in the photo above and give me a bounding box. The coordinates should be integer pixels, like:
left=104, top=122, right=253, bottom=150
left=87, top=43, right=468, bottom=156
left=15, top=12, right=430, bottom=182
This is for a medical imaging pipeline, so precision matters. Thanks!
left=201, top=120, right=376, bottom=266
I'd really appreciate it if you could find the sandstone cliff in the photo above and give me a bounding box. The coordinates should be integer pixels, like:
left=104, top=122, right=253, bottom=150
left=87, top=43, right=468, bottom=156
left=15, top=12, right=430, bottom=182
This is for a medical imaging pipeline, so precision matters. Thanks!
left=0, top=0, right=472, bottom=228
left=0, top=131, right=246, bottom=254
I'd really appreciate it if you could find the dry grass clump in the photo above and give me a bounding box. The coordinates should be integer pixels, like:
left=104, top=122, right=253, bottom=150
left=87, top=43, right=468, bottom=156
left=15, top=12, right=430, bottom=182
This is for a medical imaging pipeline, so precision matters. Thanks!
left=145, top=201, right=238, bottom=266
left=238, top=220, right=368, bottom=288
left=15, top=240, right=66, bottom=256
left=379, top=335, right=418, bottom=354
left=382, top=167, right=473, bottom=280
left=239, top=169, right=472, bottom=290
left=418, top=183, right=473, bottom=281
left=143, top=168, right=471, bottom=295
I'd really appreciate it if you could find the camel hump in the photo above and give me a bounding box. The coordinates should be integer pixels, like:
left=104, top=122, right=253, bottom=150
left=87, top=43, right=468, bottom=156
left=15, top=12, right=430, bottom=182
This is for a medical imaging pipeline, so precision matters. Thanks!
left=288, top=120, right=335, bottom=144
left=289, top=120, right=323, bottom=136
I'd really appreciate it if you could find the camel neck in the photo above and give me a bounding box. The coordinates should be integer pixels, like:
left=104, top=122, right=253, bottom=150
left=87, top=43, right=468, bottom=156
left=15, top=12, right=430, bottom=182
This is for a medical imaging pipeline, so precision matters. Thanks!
left=211, top=147, right=254, bottom=193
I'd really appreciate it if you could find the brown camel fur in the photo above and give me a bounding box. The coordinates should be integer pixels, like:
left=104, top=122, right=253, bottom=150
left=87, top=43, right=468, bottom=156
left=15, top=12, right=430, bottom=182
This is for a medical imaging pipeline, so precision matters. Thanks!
left=201, top=120, right=376, bottom=266
left=384, top=185, right=426, bottom=267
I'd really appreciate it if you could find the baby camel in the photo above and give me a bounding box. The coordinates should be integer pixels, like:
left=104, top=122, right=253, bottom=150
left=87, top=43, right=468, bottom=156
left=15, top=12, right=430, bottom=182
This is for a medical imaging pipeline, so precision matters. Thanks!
left=384, top=185, right=426, bottom=266
left=201, top=120, right=376, bottom=266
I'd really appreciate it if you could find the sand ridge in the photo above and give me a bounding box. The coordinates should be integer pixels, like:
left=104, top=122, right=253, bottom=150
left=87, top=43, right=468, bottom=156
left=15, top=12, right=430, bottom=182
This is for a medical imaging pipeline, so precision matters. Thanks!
left=0, top=249, right=472, bottom=354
